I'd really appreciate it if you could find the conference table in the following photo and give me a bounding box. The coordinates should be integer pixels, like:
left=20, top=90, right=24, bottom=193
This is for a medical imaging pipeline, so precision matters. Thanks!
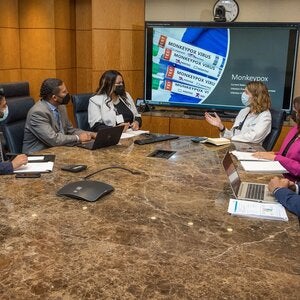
left=0, top=135, right=299, bottom=299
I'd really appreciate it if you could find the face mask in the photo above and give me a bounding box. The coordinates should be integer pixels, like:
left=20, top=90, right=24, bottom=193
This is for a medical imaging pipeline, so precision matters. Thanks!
left=57, top=93, right=71, bottom=105
left=114, top=85, right=125, bottom=96
left=241, top=92, right=250, bottom=106
left=0, top=106, right=9, bottom=122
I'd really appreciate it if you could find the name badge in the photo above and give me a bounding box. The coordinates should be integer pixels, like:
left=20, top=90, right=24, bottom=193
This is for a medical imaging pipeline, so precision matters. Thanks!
left=116, top=114, right=124, bottom=124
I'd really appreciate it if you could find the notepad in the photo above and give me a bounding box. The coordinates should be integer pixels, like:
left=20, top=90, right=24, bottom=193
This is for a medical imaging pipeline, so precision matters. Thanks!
left=228, top=198, right=288, bottom=221
left=203, top=137, right=230, bottom=146
left=240, top=161, right=288, bottom=173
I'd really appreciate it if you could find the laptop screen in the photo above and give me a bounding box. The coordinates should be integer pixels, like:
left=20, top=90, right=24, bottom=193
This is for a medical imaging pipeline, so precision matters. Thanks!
left=222, top=151, right=241, bottom=197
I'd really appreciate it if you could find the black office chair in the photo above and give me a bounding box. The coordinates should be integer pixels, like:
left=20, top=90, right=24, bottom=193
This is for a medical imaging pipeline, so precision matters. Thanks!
left=1, top=97, right=35, bottom=153
left=262, top=108, right=286, bottom=151
left=72, top=93, right=93, bottom=131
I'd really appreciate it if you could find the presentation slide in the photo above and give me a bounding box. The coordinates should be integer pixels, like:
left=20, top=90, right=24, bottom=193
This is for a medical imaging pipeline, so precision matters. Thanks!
left=147, top=25, right=298, bottom=111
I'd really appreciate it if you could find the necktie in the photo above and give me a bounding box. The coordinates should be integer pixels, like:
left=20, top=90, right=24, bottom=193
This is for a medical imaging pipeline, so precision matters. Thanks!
left=54, top=109, right=62, bottom=132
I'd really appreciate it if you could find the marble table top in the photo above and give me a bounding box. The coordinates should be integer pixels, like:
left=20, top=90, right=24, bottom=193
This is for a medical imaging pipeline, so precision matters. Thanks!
left=0, top=137, right=299, bottom=299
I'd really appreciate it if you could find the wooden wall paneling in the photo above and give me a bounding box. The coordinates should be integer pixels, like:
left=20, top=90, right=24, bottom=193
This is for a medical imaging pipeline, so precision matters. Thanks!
left=142, top=116, right=170, bottom=134
left=170, top=118, right=208, bottom=136
left=92, top=0, right=144, bottom=30
left=75, top=0, right=92, bottom=93
left=0, top=28, right=21, bottom=69
left=0, top=0, right=19, bottom=28
left=0, top=0, right=20, bottom=83
left=21, top=69, right=56, bottom=100
left=19, top=0, right=55, bottom=29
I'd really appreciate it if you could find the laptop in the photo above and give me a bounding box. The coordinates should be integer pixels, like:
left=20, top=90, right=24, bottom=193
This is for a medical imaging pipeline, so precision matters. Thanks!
left=222, top=151, right=276, bottom=203
left=78, top=125, right=124, bottom=150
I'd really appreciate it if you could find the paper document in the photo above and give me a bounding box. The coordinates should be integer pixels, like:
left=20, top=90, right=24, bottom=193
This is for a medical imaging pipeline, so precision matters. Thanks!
left=28, top=156, right=45, bottom=162
left=231, top=150, right=269, bottom=161
left=14, top=162, right=54, bottom=173
left=228, top=198, right=288, bottom=221
left=240, top=161, right=288, bottom=173
left=121, top=129, right=150, bottom=139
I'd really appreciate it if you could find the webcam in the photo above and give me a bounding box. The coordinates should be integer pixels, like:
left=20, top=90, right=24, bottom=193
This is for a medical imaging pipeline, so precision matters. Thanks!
left=214, top=5, right=226, bottom=22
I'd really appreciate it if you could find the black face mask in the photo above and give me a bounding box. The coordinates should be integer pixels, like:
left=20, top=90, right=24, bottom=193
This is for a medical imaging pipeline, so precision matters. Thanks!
left=114, top=85, right=125, bottom=96
left=57, top=93, right=71, bottom=105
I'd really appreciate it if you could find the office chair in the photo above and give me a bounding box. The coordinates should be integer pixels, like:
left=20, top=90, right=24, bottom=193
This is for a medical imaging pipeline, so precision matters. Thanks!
left=1, top=97, right=35, bottom=153
left=72, top=93, right=93, bottom=131
left=262, top=108, right=286, bottom=151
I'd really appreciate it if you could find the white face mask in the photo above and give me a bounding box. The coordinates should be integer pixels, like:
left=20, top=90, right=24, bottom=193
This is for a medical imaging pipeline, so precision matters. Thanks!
left=241, top=92, right=250, bottom=106
left=0, top=106, right=9, bottom=122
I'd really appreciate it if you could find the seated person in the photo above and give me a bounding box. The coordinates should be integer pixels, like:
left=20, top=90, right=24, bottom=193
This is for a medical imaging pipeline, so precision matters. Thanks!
left=88, top=70, right=142, bottom=132
left=205, top=81, right=271, bottom=144
left=253, top=97, right=300, bottom=181
left=0, top=88, right=28, bottom=174
left=268, top=176, right=300, bottom=217
left=23, top=78, right=96, bottom=153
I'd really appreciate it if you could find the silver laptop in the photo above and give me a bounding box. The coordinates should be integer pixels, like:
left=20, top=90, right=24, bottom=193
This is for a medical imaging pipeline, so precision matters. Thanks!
left=222, top=151, right=276, bottom=203
left=78, top=125, right=124, bottom=150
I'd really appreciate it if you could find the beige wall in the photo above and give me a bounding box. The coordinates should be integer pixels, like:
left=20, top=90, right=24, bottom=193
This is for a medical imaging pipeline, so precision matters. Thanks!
left=145, top=0, right=300, bottom=98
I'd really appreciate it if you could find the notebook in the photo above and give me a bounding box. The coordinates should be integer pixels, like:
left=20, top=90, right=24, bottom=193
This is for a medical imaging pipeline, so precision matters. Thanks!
left=222, top=151, right=276, bottom=203
left=78, top=125, right=124, bottom=150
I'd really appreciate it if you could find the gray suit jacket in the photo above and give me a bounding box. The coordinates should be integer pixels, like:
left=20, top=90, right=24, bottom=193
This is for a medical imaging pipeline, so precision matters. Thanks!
left=23, top=100, right=84, bottom=153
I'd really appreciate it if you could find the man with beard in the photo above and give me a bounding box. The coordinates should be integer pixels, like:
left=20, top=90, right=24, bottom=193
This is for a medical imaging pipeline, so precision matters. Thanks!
left=23, top=78, right=96, bottom=153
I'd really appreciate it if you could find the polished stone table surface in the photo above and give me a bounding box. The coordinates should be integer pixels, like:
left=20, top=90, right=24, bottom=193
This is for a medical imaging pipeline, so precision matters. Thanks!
left=0, top=137, right=299, bottom=299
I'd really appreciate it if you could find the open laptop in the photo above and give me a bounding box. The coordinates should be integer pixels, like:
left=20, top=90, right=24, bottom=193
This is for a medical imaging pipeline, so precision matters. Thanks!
left=222, top=151, right=276, bottom=203
left=78, top=125, right=124, bottom=150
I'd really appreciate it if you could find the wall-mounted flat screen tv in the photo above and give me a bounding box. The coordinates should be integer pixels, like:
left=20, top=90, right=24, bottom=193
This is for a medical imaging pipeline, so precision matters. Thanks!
left=144, top=22, right=299, bottom=113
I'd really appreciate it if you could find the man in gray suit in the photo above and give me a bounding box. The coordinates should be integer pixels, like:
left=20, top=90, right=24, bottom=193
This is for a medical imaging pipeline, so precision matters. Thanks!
left=23, top=78, right=96, bottom=153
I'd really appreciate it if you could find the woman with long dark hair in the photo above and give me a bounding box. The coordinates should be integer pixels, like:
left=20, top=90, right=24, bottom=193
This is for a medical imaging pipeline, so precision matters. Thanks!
left=88, top=70, right=142, bottom=132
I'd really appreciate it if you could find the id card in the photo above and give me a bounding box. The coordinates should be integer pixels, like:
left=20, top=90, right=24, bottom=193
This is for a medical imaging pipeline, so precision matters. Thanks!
left=116, top=114, right=124, bottom=124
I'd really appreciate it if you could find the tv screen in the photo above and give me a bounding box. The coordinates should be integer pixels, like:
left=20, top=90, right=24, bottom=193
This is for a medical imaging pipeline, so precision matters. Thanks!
left=145, top=22, right=299, bottom=113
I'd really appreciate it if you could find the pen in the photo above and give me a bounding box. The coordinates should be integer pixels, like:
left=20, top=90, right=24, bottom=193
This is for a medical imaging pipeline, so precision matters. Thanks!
left=6, top=152, right=21, bottom=156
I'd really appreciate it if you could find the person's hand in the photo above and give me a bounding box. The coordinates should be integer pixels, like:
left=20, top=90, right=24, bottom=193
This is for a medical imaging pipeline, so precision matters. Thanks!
left=89, top=132, right=97, bottom=139
left=253, top=151, right=275, bottom=161
left=12, top=154, right=28, bottom=170
left=0, top=97, right=7, bottom=112
left=205, top=112, right=223, bottom=130
left=119, top=122, right=130, bottom=132
left=130, top=121, right=139, bottom=131
left=268, top=176, right=294, bottom=194
left=79, top=132, right=92, bottom=142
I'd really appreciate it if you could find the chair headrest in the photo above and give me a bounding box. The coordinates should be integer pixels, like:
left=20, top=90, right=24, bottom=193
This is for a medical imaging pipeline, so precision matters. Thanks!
left=5, top=97, right=35, bottom=123
left=270, top=108, right=286, bottom=128
left=72, top=93, right=93, bottom=112
left=0, top=82, right=30, bottom=98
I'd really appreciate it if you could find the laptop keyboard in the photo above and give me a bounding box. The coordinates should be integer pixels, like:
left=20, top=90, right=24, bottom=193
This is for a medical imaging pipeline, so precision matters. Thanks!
left=245, top=184, right=265, bottom=200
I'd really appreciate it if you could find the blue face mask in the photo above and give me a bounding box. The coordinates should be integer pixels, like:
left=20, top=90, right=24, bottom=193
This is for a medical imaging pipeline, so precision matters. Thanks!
left=241, top=92, right=250, bottom=106
left=0, top=106, right=9, bottom=122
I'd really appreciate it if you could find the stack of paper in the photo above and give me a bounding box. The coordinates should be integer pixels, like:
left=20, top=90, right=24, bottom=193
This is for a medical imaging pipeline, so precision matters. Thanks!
left=240, top=160, right=288, bottom=173
left=228, top=198, right=288, bottom=221
left=231, top=150, right=269, bottom=161
left=121, top=129, right=150, bottom=139
left=14, top=162, right=54, bottom=173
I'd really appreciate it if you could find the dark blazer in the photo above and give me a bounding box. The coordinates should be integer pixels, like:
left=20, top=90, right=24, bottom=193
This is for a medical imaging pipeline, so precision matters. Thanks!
left=0, top=161, right=13, bottom=175
left=23, top=100, right=84, bottom=153
left=274, top=183, right=300, bottom=217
